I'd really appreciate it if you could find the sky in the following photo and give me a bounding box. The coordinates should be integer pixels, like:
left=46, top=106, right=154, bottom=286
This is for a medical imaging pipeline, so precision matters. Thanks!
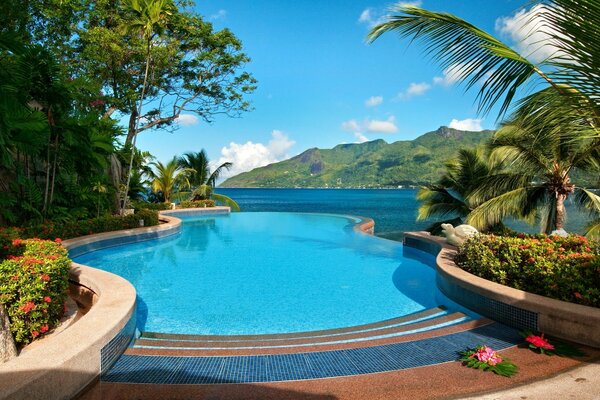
left=136, top=0, right=542, bottom=179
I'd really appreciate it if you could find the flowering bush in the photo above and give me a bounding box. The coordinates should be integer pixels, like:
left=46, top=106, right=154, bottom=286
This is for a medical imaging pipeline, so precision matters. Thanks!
left=0, top=227, right=23, bottom=259
left=178, top=200, right=216, bottom=209
left=132, top=201, right=172, bottom=212
left=0, top=239, right=70, bottom=345
left=459, top=345, right=518, bottom=377
left=455, top=234, right=600, bottom=307
left=21, top=209, right=159, bottom=240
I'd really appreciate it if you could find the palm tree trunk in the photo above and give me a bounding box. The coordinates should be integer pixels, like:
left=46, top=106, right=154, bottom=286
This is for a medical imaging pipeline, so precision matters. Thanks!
left=555, top=193, right=567, bottom=231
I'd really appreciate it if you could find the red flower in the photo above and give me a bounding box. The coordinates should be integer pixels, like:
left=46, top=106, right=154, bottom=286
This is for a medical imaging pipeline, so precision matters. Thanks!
left=12, top=239, right=22, bottom=246
left=527, top=257, right=536, bottom=263
left=11, top=275, right=18, bottom=281
left=517, top=233, right=526, bottom=239
left=20, top=301, right=36, bottom=313
left=44, top=296, right=52, bottom=303
left=574, top=292, right=583, bottom=299
left=54, top=238, right=62, bottom=243
left=40, top=324, right=49, bottom=333
left=526, top=334, right=555, bottom=350
left=31, top=330, right=39, bottom=338
left=40, top=274, right=50, bottom=282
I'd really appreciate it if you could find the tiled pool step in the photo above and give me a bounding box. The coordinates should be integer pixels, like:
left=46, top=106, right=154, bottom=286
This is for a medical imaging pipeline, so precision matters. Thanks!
left=125, top=318, right=491, bottom=357
left=140, top=306, right=448, bottom=342
left=103, top=322, right=521, bottom=384
left=134, top=312, right=467, bottom=350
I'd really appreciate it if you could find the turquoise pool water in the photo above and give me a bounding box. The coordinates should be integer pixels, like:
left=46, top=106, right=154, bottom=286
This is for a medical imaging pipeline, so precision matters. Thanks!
left=73, top=212, right=464, bottom=335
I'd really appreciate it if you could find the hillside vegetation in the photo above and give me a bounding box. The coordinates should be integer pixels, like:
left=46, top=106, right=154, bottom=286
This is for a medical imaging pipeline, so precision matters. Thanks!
left=221, top=127, right=494, bottom=188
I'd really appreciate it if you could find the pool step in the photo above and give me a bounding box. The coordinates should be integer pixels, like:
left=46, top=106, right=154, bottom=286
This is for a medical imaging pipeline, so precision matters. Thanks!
left=126, top=318, right=490, bottom=357
left=132, top=310, right=469, bottom=353
left=140, top=306, right=448, bottom=342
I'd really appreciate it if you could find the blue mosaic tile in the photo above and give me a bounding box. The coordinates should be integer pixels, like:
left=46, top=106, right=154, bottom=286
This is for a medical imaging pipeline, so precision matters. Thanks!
left=100, top=313, right=136, bottom=374
left=102, top=322, right=521, bottom=384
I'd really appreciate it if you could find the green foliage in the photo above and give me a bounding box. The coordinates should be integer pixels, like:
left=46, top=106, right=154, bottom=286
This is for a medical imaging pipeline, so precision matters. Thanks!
left=222, top=127, right=501, bottom=188
left=21, top=210, right=159, bottom=240
left=0, top=227, right=24, bottom=259
left=459, top=346, right=518, bottom=377
left=132, top=200, right=171, bottom=212
left=456, top=234, right=600, bottom=307
left=0, top=239, right=70, bottom=345
left=178, top=200, right=216, bottom=209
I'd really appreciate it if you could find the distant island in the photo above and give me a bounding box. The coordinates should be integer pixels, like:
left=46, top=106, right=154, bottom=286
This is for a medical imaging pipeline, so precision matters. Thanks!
left=221, top=126, right=493, bottom=188
left=220, top=126, right=597, bottom=189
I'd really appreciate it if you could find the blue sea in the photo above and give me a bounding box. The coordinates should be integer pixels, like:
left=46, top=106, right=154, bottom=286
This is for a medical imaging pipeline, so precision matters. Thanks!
left=216, top=188, right=590, bottom=239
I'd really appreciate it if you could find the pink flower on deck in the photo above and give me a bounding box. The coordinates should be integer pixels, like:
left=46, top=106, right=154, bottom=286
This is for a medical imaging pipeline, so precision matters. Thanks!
left=470, top=346, right=503, bottom=366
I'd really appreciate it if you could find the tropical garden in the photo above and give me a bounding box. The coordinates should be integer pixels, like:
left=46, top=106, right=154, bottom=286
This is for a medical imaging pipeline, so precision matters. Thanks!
left=0, top=0, right=251, bottom=354
left=370, top=0, right=600, bottom=306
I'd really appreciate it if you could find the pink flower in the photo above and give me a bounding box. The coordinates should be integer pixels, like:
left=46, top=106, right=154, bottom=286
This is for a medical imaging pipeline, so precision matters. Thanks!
left=525, top=334, right=555, bottom=350
left=470, top=346, right=503, bottom=366
left=44, top=296, right=52, bottom=303
left=31, top=330, right=39, bottom=338
left=40, top=324, right=49, bottom=333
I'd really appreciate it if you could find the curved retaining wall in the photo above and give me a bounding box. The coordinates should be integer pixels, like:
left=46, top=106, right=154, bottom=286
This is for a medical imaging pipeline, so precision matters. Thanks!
left=0, top=209, right=232, bottom=399
left=0, top=264, right=136, bottom=400
left=404, top=232, right=600, bottom=348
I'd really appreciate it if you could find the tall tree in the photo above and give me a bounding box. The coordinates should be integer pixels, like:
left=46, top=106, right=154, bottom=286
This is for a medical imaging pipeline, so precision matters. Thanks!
left=466, top=89, right=600, bottom=232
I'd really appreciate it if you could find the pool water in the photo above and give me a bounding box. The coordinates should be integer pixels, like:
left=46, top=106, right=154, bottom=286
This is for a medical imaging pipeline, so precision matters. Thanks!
left=73, top=212, right=464, bottom=335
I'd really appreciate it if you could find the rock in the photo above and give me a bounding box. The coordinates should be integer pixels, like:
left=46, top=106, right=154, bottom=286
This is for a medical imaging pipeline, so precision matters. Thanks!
left=0, top=303, right=17, bottom=363
left=551, top=228, right=569, bottom=237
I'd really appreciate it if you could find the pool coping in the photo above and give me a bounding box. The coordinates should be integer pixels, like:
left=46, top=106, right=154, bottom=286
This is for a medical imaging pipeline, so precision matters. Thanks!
left=0, top=208, right=232, bottom=399
left=403, top=231, right=600, bottom=348
left=0, top=263, right=136, bottom=400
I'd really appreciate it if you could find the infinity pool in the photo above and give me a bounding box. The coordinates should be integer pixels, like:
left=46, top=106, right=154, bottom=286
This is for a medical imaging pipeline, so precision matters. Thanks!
left=73, top=212, right=463, bottom=335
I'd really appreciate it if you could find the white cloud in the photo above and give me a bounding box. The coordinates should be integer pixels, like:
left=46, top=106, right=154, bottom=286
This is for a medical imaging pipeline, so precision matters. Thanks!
left=367, top=116, right=398, bottom=133
left=214, top=130, right=295, bottom=180
left=394, top=1, right=422, bottom=7
left=365, top=95, right=383, bottom=107
left=358, top=8, right=373, bottom=23
left=354, top=132, right=368, bottom=143
left=210, top=9, right=227, bottom=20
left=432, top=63, right=466, bottom=87
left=341, top=119, right=361, bottom=132
left=398, top=82, right=431, bottom=99
left=342, top=116, right=398, bottom=140
left=176, top=114, right=199, bottom=126
left=495, top=5, right=561, bottom=62
left=448, top=118, right=483, bottom=131
left=359, top=2, right=422, bottom=27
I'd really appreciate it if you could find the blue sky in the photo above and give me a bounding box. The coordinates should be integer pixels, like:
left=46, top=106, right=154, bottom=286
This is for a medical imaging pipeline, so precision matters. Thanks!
left=136, top=0, right=535, bottom=178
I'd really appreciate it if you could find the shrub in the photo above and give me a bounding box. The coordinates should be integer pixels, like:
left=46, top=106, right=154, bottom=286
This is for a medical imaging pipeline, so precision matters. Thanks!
left=0, top=227, right=23, bottom=259
left=132, top=201, right=171, bottom=212
left=456, top=234, right=600, bottom=307
left=0, top=239, right=70, bottom=345
left=22, top=210, right=160, bottom=240
left=178, top=200, right=215, bottom=209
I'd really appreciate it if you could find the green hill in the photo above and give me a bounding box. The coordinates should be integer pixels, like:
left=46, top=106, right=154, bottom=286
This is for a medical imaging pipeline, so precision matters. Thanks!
left=220, top=127, right=494, bottom=188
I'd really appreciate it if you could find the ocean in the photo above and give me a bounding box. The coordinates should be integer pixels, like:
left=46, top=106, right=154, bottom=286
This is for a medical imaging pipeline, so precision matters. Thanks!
left=216, top=188, right=590, bottom=239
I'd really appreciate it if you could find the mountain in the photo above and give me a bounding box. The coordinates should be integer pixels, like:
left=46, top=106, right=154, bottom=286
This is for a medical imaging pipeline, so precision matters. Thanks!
left=220, top=127, right=494, bottom=188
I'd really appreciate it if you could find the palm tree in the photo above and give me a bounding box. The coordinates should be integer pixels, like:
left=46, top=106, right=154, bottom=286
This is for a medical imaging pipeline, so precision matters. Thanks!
left=368, top=1, right=600, bottom=233
left=178, top=150, right=240, bottom=211
left=417, top=148, right=501, bottom=230
left=368, top=1, right=599, bottom=131
left=121, top=0, right=173, bottom=214
left=466, top=90, right=600, bottom=233
left=148, top=157, right=193, bottom=204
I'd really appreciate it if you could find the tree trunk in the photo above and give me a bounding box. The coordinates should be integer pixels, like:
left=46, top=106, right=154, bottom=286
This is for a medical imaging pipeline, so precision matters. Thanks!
left=555, top=193, right=567, bottom=231
left=0, top=304, right=17, bottom=363
left=125, top=108, right=138, bottom=146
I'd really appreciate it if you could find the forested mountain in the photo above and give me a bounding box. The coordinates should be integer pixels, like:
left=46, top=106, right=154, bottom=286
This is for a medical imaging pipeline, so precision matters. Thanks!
left=221, top=127, right=494, bottom=188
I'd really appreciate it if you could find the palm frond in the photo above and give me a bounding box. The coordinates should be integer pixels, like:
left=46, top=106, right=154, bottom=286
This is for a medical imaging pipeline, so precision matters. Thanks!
left=368, top=6, right=540, bottom=117
left=211, top=193, right=240, bottom=212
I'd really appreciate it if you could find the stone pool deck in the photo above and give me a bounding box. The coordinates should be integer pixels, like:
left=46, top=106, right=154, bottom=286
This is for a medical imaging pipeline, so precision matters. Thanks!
left=79, top=344, right=600, bottom=400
